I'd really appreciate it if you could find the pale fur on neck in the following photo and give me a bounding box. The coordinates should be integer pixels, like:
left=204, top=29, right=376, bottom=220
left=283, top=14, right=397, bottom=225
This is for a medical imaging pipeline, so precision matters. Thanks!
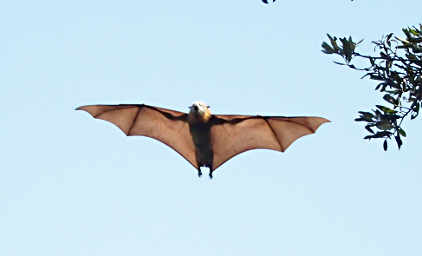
left=188, top=101, right=211, bottom=123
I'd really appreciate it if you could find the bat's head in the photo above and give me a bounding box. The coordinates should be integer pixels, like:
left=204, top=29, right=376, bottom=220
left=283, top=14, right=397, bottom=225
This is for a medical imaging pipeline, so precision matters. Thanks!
left=188, top=101, right=211, bottom=123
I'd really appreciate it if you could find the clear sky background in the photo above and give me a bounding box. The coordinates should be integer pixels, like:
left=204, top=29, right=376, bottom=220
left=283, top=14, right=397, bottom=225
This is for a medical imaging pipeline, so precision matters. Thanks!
left=1, top=1, right=422, bottom=255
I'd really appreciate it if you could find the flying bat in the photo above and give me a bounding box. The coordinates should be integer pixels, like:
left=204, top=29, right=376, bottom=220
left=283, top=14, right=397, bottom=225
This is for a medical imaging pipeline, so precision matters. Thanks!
left=77, top=101, right=329, bottom=178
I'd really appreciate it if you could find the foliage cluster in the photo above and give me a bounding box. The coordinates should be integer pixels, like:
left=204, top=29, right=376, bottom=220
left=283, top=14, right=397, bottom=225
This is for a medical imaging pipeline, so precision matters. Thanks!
left=322, top=25, right=422, bottom=150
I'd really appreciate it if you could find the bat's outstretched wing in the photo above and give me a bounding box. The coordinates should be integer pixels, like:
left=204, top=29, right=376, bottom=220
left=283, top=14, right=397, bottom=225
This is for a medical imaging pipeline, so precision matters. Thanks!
left=210, top=115, right=329, bottom=170
left=76, top=104, right=198, bottom=169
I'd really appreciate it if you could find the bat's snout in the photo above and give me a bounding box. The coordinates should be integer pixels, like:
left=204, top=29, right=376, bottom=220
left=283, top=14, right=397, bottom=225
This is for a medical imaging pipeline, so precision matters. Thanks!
left=189, top=105, right=199, bottom=112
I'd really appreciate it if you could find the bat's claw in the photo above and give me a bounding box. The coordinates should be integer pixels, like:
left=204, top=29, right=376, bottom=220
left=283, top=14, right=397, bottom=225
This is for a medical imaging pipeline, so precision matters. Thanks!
left=197, top=169, right=202, bottom=178
left=209, top=172, right=213, bottom=179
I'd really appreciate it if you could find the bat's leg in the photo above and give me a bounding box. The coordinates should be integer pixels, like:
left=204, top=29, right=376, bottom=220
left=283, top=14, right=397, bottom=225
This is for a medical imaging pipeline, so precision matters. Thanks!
left=206, top=163, right=214, bottom=179
left=197, top=167, right=202, bottom=178
left=208, top=166, right=214, bottom=179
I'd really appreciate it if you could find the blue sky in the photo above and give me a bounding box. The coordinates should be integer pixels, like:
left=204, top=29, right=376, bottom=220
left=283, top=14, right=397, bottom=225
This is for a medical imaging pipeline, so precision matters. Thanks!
left=1, top=1, right=422, bottom=255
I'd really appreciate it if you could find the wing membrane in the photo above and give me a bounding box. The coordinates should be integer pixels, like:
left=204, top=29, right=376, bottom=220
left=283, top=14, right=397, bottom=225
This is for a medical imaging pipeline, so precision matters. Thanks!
left=77, top=104, right=198, bottom=169
left=210, top=115, right=329, bottom=170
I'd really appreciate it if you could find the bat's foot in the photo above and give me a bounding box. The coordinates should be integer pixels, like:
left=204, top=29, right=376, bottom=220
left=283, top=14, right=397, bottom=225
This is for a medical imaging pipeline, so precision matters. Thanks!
left=209, top=172, right=213, bottom=179
left=197, top=169, right=202, bottom=178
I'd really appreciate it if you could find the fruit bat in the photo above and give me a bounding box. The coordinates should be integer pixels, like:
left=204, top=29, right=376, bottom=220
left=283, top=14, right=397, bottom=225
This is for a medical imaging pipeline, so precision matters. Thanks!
left=77, top=101, right=329, bottom=178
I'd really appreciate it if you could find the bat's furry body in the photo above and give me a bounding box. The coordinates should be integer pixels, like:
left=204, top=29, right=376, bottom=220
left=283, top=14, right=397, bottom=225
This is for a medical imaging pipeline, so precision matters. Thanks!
left=187, top=102, right=214, bottom=177
left=77, top=101, right=329, bottom=178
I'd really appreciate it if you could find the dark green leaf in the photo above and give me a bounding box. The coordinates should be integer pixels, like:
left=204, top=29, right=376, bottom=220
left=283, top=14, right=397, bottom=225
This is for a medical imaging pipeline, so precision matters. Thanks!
left=372, top=131, right=392, bottom=138
left=365, top=125, right=375, bottom=134
left=409, top=28, right=419, bottom=36
left=383, top=94, right=397, bottom=105
left=340, top=37, right=354, bottom=63
left=376, top=105, right=396, bottom=114
left=321, top=42, right=335, bottom=54
left=358, top=111, right=375, bottom=118
left=355, top=117, right=373, bottom=122
left=327, top=34, right=339, bottom=51
left=370, top=74, right=384, bottom=81
left=333, top=61, right=346, bottom=65
left=399, top=128, right=407, bottom=137
left=395, top=135, right=402, bottom=149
